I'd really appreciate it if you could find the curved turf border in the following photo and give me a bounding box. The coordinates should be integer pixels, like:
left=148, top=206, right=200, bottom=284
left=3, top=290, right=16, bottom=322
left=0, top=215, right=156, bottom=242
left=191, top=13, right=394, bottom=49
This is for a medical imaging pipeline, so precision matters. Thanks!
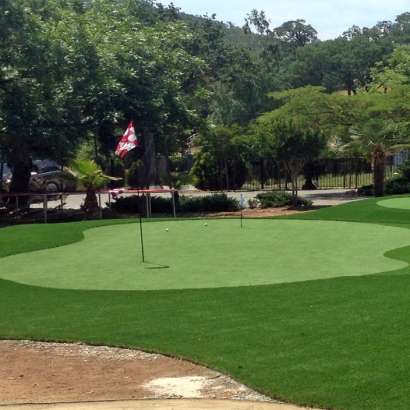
left=1, top=219, right=410, bottom=290
left=3, top=200, right=410, bottom=409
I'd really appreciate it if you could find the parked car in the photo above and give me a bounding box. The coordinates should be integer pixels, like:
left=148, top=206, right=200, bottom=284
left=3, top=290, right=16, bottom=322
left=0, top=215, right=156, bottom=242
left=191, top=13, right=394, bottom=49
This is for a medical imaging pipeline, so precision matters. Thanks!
left=32, top=159, right=61, bottom=174
left=2, top=160, right=76, bottom=193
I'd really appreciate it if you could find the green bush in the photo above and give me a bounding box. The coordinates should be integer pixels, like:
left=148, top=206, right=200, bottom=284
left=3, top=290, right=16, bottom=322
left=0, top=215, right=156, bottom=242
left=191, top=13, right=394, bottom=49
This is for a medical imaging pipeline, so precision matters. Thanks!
left=109, top=195, right=174, bottom=214
left=191, top=151, right=248, bottom=191
left=109, top=193, right=240, bottom=214
left=358, top=177, right=410, bottom=196
left=255, top=191, right=312, bottom=208
left=179, top=193, right=240, bottom=213
left=385, top=177, right=410, bottom=195
left=109, top=195, right=141, bottom=213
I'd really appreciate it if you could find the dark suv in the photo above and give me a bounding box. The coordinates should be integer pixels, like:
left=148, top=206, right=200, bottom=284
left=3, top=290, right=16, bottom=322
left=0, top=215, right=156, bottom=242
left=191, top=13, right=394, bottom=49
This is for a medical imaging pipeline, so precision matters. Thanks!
left=32, top=159, right=61, bottom=174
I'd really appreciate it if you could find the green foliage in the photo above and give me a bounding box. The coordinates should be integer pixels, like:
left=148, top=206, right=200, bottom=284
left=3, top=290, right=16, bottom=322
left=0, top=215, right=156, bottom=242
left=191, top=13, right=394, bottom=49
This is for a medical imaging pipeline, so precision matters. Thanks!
left=178, top=193, right=240, bottom=212
left=169, top=156, right=189, bottom=173
left=110, top=193, right=240, bottom=214
left=76, top=141, right=95, bottom=161
left=375, top=159, right=410, bottom=195
left=255, top=191, right=312, bottom=208
left=192, top=152, right=248, bottom=191
left=110, top=195, right=141, bottom=214
left=67, top=159, right=120, bottom=189
left=127, top=161, right=143, bottom=188
left=192, top=126, right=253, bottom=191
left=170, top=172, right=197, bottom=190
left=107, top=157, right=125, bottom=189
left=385, top=178, right=410, bottom=195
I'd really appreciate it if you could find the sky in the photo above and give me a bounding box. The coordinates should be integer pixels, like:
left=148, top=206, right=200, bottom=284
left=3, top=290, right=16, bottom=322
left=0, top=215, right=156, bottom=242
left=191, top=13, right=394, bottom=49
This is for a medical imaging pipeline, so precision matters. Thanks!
left=163, top=0, right=409, bottom=40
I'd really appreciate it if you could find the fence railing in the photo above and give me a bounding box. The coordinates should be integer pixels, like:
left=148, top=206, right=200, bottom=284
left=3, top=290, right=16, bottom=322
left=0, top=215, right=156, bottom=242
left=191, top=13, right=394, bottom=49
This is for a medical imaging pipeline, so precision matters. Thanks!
left=242, top=156, right=400, bottom=191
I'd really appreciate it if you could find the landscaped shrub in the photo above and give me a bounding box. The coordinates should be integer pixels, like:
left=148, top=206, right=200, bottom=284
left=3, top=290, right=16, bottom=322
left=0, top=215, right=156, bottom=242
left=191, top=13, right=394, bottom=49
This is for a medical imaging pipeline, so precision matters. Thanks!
left=357, top=184, right=375, bottom=196
left=109, top=195, right=142, bottom=214
left=179, top=193, right=240, bottom=213
left=109, top=193, right=240, bottom=214
left=383, top=159, right=410, bottom=195
left=385, top=177, right=410, bottom=195
left=255, top=191, right=312, bottom=208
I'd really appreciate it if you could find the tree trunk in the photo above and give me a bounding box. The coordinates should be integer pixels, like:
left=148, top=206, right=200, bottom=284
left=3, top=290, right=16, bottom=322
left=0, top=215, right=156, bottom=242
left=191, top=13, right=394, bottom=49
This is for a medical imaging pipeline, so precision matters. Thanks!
left=373, top=145, right=385, bottom=197
left=9, top=158, right=32, bottom=208
left=9, top=161, right=32, bottom=193
left=84, top=184, right=98, bottom=210
left=302, top=161, right=316, bottom=190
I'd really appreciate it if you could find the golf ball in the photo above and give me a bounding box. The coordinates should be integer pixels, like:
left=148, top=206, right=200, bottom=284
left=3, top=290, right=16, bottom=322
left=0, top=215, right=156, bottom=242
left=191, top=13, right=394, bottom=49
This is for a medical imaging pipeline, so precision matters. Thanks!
left=204, top=223, right=208, bottom=226
left=166, top=228, right=169, bottom=231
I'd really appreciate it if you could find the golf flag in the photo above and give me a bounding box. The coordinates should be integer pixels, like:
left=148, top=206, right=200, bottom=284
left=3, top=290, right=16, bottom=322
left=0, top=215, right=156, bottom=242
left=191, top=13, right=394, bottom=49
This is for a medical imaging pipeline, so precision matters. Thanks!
left=240, top=194, right=246, bottom=209
left=115, top=121, right=138, bottom=157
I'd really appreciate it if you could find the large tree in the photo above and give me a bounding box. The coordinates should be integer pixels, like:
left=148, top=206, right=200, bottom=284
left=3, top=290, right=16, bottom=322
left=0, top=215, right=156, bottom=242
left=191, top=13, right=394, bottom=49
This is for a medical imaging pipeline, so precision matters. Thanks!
left=0, top=0, right=99, bottom=193
left=254, top=119, right=326, bottom=204
left=0, top=0, right=209, bottom=195
left=332, top=119, right=410, bottom=197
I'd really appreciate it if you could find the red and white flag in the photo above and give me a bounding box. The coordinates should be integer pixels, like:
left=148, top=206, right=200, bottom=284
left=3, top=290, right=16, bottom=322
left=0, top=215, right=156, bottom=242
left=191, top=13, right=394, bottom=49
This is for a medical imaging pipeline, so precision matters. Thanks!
left=115, top=121, right=138, bottom=157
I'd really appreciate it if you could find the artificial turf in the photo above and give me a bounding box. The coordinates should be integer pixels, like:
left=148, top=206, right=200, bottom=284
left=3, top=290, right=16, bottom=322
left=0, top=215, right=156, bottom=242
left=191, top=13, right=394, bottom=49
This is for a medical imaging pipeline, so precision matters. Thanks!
left=377, top=197, right=410, bottom=210
left=2, top=196, right=410, bottom=409
left=0, top=219, right=409, bottom=290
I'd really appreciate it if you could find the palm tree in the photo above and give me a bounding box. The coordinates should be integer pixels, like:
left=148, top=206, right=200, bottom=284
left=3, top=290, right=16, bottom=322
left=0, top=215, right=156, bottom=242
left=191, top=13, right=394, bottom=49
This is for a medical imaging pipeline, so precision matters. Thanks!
left=66, top=159, right=121, bottom=217
left=330, top=119, right=410, bottom=197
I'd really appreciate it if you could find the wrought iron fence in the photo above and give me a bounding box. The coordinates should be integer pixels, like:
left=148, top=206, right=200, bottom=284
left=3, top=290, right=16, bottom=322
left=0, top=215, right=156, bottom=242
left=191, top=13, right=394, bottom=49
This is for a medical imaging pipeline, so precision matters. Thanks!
left=242, top=156, right=399, bottom=191
left=169, top=153, right=404, bottom=191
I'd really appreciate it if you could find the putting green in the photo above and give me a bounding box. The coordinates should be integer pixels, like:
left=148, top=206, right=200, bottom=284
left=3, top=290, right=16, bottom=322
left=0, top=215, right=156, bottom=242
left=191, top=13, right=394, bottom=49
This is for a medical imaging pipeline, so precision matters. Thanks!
left=377, top=197, right=410, bottom=210
left=0, top=219, right=409, bottom=290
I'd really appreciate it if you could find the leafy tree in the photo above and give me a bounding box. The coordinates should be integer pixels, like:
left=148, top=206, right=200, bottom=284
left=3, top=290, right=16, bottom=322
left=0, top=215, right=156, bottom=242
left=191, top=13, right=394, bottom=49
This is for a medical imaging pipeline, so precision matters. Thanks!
left=0, top=0, right=100, bottom=193
left=192, top=125, right=254, bottom=190
left=255, top=120, right=326, bottom=204
left=331, top=119, right=410, bottom=197
left=1, top=0, right=210, bottom=194
left=370, top=45, right=410, bottom=88
left=261, top=86, right=371, bottom=136
left=272, top=19, right=318, bottom=48
left=66, top=159, right=120, bottom=217
left=287, top=36, right=393, bottom=95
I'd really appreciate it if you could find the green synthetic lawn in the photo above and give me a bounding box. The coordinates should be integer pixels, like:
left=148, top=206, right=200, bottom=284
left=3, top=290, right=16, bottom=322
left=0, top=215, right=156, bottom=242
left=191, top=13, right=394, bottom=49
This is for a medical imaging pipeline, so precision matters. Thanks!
left=0, top=219, right=409, bottom=290
left=377, top=197, right=410, bottom=210
left=2, top=197, right=410, bottom=409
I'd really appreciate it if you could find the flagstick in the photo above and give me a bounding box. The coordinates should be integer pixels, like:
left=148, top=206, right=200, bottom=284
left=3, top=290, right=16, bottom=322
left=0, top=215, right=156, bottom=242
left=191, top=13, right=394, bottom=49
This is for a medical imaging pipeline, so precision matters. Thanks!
left=138, top=189, right=145, bottom=262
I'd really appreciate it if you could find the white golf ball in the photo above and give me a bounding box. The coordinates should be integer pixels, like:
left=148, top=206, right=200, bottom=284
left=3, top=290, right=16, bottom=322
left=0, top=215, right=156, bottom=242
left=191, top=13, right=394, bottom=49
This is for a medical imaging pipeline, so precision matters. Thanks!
left=166, top=228, right=169, bottom=231
left=204, top=223, right=208, bottom=226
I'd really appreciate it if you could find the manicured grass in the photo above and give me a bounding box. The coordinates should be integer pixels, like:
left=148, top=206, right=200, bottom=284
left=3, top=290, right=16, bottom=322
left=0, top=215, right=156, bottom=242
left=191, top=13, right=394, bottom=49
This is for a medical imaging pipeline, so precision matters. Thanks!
left=0, top=219, right=409, bottom=290
left=377, top=197, right=410, bottom=210
left=2, top=200, right=410, bottom=409
left=284, top=194, right=410, bottom=227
